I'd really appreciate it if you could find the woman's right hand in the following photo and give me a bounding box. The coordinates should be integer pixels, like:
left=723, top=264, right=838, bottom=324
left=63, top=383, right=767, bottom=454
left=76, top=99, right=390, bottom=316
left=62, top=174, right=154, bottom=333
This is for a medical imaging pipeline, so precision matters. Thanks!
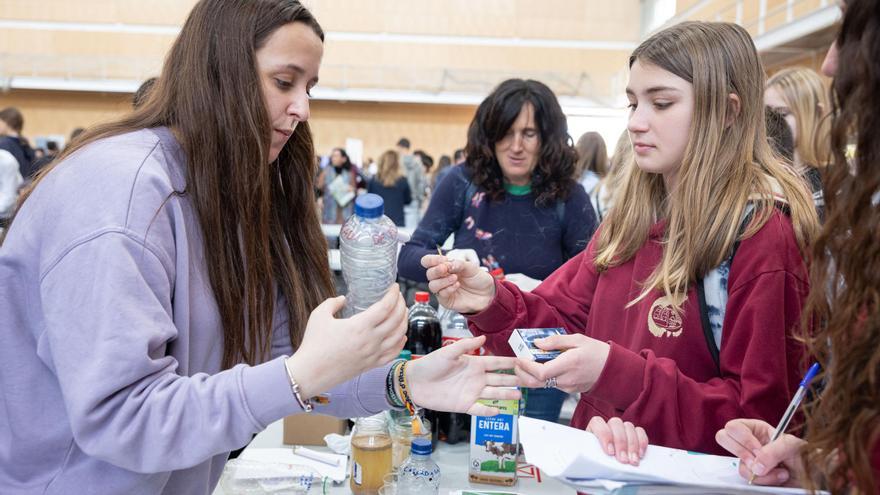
left=421, top=254, right=495, bottom=314
left=587, top=416, right=648, bottom=466
left=715, top=419, right=806, bottom=487
left=285, top=285, right=408, bottom=399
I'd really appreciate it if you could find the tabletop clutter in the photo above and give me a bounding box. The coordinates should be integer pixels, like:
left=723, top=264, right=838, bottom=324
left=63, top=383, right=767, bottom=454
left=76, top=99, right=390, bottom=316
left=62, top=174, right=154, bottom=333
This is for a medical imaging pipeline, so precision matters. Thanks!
left=219, top=313, right=553, bottom=495
left=219, top=320, right=816, bottom=494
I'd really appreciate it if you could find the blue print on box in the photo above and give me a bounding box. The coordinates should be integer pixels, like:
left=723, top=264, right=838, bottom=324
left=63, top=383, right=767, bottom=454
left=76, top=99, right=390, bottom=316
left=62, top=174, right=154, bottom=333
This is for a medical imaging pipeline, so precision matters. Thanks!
left=475, top=414, right=514, bottom=445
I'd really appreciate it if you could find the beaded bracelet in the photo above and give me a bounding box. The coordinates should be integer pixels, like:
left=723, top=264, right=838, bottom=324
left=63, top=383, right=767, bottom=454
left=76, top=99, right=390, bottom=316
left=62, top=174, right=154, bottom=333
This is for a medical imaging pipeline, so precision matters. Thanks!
left=385, top=360, right=406, bottom=408
left=284, top=360, right=313, bottom=413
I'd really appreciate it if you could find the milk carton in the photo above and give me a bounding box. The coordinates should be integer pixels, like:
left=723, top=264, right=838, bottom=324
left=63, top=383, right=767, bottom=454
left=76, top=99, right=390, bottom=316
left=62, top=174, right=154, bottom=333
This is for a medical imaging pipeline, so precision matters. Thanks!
left=468, top=392, right=521, bottom=486
left=508, top=327, right=567, bottom=362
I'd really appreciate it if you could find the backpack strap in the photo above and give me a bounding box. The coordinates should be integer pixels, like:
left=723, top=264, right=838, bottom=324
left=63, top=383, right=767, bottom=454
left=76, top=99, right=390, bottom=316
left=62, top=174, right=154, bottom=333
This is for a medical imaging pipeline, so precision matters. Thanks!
left=696, top=203, right=757, bottom=374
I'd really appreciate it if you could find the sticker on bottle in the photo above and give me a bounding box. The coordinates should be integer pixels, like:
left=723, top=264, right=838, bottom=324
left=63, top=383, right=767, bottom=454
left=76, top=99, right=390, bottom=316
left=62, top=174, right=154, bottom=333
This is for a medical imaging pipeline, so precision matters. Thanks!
left=353, top=461, right=363, bottom=485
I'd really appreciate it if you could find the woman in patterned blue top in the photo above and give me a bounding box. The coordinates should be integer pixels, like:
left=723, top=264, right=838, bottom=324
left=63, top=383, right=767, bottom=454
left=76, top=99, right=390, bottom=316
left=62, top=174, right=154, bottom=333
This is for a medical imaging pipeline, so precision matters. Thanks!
left=398, top=78, right=598, bottom=423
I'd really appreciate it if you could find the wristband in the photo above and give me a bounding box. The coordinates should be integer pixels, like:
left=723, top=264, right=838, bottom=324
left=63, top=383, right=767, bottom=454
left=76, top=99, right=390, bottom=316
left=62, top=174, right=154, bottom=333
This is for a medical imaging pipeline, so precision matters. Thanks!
left=284, top=360, right=313, bottom=413
left=396, top=361, right=424, bottom=434
left=386, top=360, right=406, bottom=408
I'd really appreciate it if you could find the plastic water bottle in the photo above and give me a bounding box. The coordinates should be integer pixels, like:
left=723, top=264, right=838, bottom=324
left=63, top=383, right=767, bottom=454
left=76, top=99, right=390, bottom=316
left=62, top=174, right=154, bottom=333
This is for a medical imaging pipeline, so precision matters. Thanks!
left=436, top=306, right=474, bottom=445
left=397, top=438, right=440, bottom=495
left=339, top=194, right=399, bottom=317
left=438, top=306, right=473, bottom=349
left=405, top=292, right=441, bottom=446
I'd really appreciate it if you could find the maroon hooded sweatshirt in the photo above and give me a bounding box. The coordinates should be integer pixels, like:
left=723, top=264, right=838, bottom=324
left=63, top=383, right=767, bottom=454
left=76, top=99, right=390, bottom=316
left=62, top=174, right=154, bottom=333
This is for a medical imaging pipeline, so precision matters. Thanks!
left=469, top=210, right=808, bottom=454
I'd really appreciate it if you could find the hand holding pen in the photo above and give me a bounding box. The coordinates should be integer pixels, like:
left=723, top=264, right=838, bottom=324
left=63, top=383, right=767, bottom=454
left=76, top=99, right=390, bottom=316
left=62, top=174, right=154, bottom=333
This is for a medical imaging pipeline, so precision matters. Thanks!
left=715, top=363, right=820, bottom=487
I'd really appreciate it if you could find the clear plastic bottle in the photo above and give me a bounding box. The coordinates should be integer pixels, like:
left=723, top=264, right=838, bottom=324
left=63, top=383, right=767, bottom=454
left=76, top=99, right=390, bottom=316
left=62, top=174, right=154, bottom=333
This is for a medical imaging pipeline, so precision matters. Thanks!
left=388, top=411, right=432, bottom=472
left=339, top=194, right=399, bottom=317
left=438, top=305, right=473, bottom=349
left=436, top=306, right=474, bottom=445
left=406, top=292, right=441, bottom=446
left=396, top=438, right=440, bottom=495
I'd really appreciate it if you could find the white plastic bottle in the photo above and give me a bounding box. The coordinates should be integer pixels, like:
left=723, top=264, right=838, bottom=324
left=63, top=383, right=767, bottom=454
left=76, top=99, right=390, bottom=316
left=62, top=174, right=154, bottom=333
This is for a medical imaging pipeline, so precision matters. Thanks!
left=397, top=438, right=440, bottom=495
left=438, top=305, right=473, bottom=348
left=339, top=194, right=399, bottom=317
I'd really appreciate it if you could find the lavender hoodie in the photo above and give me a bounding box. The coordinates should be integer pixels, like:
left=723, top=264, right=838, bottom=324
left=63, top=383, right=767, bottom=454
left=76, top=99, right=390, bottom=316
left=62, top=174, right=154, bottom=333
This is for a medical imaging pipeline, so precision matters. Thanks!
left=0, top=128, right=391, bottom=494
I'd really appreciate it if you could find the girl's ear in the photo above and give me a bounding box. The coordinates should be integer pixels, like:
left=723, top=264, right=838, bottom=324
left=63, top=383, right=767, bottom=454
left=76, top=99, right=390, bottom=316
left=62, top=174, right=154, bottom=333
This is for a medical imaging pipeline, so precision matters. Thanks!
left=725, top=93, right=741, bottom=128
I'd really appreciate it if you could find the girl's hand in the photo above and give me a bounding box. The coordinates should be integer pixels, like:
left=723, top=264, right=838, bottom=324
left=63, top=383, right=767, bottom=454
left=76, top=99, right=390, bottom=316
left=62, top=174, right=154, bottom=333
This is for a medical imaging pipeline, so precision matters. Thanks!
left=513, top=333, right=610, bottom=394
left=715, top=418, right=806, bottom=487
left=286, top=285, right=408, bottom=398
left=422, top=254, right=495, bottom=314
left=407, top=336, right=521, bottom=416
left=587, top=416, right=648, bottom=466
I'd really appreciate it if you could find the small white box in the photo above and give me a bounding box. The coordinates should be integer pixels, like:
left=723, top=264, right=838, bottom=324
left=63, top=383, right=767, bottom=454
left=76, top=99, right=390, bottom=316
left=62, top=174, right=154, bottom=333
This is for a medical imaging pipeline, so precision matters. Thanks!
left=508, top=328, right=567, bottom=362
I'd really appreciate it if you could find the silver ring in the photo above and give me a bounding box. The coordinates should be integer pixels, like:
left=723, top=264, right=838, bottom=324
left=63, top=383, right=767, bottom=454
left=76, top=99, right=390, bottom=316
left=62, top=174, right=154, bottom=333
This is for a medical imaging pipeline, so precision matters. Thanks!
left=544, top=377, right=557, bottom=389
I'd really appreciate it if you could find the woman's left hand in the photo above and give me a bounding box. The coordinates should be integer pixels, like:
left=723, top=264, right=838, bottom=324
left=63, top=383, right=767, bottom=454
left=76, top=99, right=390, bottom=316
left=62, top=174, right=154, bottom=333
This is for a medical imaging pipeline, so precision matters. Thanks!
left=407, top=336, right=521, bottom=416
left=514, top=333, right=610, bottom=394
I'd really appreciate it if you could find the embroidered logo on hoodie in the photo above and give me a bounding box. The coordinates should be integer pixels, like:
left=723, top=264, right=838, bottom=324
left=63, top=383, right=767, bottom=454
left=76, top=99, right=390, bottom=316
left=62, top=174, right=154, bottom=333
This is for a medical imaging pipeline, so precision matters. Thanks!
left=648, top=296, right=683, bottom=338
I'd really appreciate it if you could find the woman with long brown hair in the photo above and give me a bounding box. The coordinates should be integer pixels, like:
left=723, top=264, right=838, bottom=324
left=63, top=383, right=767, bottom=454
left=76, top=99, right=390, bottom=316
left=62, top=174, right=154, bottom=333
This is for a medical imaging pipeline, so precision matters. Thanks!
left=367, top=149, right=411, bottom=227
left=574, top=131, right=609, bottom=214
left=0, top=1, right=520, bottom=493
left=717, top=0, right=880, bottom=492
left=423, top=21, right=819, bottom=462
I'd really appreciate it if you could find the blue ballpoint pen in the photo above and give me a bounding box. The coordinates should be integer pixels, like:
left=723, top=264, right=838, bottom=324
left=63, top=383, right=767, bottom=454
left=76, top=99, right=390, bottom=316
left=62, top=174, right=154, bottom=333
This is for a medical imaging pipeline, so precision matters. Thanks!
left=748, top=362, right=821, bottom=484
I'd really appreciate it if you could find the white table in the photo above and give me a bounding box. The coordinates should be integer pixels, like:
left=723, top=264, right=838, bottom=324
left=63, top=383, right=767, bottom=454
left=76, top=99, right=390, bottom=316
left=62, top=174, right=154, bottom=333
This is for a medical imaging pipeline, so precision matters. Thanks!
left=215, top=419, right=575, bottom=494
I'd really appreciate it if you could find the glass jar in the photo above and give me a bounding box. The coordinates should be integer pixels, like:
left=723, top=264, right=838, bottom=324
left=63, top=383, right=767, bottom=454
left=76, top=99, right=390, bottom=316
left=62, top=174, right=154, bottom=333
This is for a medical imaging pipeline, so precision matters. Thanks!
left=351, top=414, right=393, bottom=495
left=388, top=410, right=432, bottom=471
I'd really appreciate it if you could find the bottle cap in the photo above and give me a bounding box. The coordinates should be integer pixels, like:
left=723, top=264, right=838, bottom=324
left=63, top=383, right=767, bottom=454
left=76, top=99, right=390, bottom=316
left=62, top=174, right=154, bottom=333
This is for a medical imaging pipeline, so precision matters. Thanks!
left=354, top=193, right=384, bottom=219
left=411, top=437, right=432, bottom=455
left=414, top=291, right=430, bottom=303
left=398, top=349, right=412, bottom=360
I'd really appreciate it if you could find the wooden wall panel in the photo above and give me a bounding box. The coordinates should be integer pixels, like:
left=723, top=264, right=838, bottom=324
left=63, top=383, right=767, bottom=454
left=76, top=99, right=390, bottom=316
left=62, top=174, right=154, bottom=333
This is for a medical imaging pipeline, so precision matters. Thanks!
left=307, top=0, right=640, bottom=41
left=310, top=101, right=476, bottom=164
left=0, top=90, right=475, bottom=166
left=1, top=0, right=639, bottom=41
left=0, top=0, right=194, bottom=25
left=0, top=90, right=131, bottom=141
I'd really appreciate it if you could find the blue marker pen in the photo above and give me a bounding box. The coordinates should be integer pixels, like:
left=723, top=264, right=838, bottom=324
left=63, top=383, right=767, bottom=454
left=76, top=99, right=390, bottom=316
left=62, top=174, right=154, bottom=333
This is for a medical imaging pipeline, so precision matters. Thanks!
left=748, top=362, right=821, bottom=484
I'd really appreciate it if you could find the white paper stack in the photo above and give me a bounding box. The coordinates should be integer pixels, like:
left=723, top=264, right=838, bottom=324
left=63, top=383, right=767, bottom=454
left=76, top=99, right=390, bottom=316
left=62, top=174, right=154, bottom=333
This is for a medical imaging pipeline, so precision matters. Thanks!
left=518, top=416, right=822, bottom=495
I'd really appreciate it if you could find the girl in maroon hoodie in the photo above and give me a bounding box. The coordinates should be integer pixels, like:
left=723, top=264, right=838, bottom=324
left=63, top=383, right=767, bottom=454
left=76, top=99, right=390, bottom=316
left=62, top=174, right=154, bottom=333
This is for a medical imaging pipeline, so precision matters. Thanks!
left=423, top=21, right=821, bottom=462
left=718, top=0, right=880, bottom=492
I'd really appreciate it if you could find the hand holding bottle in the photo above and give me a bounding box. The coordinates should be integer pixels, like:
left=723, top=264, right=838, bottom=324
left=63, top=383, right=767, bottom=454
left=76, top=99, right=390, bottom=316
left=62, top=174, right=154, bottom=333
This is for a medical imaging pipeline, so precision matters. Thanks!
left=286, top=285, right=408, bottom=399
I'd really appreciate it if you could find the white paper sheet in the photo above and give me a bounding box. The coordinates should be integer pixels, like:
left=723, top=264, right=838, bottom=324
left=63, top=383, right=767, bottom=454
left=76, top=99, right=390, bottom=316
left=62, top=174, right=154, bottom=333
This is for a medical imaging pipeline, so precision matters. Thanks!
left=239, top=447, right=348, bottom=482
left=519, top=416, right=816, bottom=494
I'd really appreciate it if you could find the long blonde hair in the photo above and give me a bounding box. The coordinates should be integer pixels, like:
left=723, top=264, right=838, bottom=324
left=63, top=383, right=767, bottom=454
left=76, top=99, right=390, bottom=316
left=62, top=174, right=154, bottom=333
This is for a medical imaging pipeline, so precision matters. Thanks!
left=595, top=21, right=819, bottom=307
left=376, top=149, right=403, bottom=187
left=766, top=67, right=831, bottom=168
left=597, top=130, right=634, bottom=217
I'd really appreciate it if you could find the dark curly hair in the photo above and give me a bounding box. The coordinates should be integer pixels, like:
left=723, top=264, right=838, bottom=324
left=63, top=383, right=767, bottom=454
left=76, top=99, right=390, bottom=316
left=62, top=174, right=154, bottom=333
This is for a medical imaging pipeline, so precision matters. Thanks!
left=464, top=79, right=577, bottom=206
left=800, top=1, right=880, bottom=493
